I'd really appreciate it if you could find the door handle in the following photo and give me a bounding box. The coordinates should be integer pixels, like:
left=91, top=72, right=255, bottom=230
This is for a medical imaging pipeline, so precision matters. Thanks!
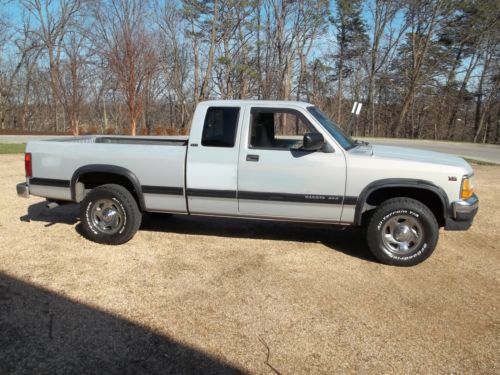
left=246, top=154, right=259, bottom=162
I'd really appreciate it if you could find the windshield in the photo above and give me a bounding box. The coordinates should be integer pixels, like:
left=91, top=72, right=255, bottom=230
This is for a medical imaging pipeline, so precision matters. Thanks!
left=307, top=106, right=356, bottom=150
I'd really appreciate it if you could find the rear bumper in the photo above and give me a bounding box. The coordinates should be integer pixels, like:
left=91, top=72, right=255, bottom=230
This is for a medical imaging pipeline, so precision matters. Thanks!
left=17, top=182, right=29, bottom=198
left=445, top=194, right=479, bottom=231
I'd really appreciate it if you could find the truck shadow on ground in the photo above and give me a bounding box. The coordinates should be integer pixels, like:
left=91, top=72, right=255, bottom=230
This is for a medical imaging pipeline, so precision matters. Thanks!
left=0, top=271, right=244, bottom=374
left=20, top=201, right=376, bottom=263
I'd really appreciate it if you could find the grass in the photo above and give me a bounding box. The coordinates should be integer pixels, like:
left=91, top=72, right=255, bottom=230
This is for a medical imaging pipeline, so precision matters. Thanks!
left=464, top=158, right=498, bottom=166
left=0, top=144, right=25, bottom=154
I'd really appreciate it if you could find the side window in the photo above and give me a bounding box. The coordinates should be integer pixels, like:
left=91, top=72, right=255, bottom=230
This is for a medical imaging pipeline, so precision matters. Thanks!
left=249, top=108, right=314, bottom=149
left=201, top=107, right=240, bottom=148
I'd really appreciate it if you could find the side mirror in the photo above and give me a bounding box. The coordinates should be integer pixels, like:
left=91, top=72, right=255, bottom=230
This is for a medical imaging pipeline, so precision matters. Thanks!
left=303, top=132, right=324, bottom=151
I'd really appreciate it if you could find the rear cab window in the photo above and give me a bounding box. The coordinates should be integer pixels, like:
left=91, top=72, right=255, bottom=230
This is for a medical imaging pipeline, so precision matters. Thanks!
left=201, top=107, right=240, bottom=148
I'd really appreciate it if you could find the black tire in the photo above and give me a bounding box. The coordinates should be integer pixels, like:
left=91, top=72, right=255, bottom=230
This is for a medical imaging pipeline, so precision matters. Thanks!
left=366, top=197, right=439, bottom=266
left=80, top=184, right=142, bottom=245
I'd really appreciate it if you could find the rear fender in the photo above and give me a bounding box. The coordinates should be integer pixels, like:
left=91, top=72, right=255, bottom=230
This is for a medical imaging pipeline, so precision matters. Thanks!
left=70, top=164, right=145, bottom=211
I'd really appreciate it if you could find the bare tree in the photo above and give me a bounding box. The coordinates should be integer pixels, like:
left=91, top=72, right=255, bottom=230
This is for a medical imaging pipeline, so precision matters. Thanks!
left=20, top=0, right=82, bottom=131
left=364, top=0, right=405, bottom=136
left=394, top=0, right=444, bottom=137
left=0, top=0, right=498, bottom=144
left=92, top=0, right=158, bottom=135
left=156, top=1, right=191, bottom=128
left=183, top=0, right=219, bottom=104
left=57, top=30, right=89, bottom=135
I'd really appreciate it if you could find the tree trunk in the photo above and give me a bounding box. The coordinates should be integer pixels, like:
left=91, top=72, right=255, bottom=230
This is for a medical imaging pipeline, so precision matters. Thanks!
left=103, top=98, right=108, bottom=130
left=394, top=0, right=441, bottom=137
left=71, top=116, right=79, bottom=136
left=199, top=0, right=219, bottom=101
left=191, top=21, right=199, bottom=106
left=130, top=117, right=137, bottom=136
left=337, top=62, right=343, bottom=124
left=446, top=52, right=478, bottom=139
left=237, top=7, right=249, bottom=99
left=495, top=116, right=500, bottom=144
left=473, top=51, right=491, bottom=142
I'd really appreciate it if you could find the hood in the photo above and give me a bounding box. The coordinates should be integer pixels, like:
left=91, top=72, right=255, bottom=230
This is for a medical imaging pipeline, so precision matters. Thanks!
left=370, top=144, right=473, bottom=172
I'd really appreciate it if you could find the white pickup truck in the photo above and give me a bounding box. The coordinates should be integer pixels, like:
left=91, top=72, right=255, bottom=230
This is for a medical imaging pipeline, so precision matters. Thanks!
left=17, top=100, right=478, bottom=266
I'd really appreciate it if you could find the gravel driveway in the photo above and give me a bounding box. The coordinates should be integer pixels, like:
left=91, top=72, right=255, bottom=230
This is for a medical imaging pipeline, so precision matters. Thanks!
left=1, top=154, right=499, bottom=373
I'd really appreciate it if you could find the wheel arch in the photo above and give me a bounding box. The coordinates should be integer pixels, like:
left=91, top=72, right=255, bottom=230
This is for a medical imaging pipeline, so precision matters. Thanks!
left=71, top=165, right=145, bottom=211
left=354, top=178, right=450, bottom=226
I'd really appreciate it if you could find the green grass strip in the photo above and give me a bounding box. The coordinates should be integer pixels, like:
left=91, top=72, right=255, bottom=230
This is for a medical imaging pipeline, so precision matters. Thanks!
left=464, top=158, right=498, bottom=166
left=0, top=144, right=26, bottom=154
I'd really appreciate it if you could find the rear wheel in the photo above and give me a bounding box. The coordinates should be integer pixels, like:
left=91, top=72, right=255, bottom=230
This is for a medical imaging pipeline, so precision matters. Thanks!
left=366, top=198, right=439, bottom=266
left=80, top=184, right=142, bottom=245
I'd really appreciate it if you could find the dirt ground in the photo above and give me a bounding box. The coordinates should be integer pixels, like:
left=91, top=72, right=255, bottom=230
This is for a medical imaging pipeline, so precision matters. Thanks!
left=0, top=154, right=499, bottom=374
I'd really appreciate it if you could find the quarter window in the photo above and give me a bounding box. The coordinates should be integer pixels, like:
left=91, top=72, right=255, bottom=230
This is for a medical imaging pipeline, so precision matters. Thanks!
left=201, top=107, right=240, bottom=147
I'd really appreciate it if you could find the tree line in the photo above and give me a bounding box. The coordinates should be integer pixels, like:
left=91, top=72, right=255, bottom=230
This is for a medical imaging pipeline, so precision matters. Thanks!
left=0, top=0, right=498, bottom=143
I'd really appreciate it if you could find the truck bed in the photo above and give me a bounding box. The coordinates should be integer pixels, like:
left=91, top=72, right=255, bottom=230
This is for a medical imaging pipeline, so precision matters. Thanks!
left=25, top=135, right=189, bottom=213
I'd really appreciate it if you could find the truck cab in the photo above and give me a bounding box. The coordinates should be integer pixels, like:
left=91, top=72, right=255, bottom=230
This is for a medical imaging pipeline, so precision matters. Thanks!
left=186, top=101, right=348, bottom=222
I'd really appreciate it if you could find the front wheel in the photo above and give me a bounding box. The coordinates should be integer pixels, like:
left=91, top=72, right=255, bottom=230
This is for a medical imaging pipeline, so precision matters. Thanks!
left=366, top=198, right=439, bottom=266
left=80, top=184, right=142, bottom=245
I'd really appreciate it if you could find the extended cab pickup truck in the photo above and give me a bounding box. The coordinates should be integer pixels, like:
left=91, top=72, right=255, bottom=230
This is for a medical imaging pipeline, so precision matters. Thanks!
left=17, top=100, right=478, bottom=266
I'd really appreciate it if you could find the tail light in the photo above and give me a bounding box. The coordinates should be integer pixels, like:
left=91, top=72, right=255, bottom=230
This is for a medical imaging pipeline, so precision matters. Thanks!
left=25, top=153, right=32, bottom=178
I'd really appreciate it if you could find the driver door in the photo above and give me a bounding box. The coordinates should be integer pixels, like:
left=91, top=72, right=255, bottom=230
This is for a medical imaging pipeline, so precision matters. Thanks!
left=237, top=106, right=346, bottom=222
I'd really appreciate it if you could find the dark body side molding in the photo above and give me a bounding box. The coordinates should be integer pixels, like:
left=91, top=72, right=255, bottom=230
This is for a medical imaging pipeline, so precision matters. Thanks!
left=353, top=178, right=450, bottom=225
left=71, top=169, right=450, bottom=225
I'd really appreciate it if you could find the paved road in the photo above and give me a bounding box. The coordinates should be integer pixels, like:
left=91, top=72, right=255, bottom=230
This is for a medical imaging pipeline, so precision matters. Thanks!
left=0, top=135, right=71, bottom=143
left=360, top=138, right=500, bottom=164
left=1, top=135, right=498, bottom=164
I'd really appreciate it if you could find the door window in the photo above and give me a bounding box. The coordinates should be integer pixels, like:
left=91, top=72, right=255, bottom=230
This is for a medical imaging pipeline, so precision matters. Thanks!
left=249, top=108, right=314, bottom=149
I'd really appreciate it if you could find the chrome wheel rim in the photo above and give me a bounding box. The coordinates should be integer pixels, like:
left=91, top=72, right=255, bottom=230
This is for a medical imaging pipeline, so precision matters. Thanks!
left=90, top=199, right=124, bottom=235
left=381, top=214, right=424, bottom=255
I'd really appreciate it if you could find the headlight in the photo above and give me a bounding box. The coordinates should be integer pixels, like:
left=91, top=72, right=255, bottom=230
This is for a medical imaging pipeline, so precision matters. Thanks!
left=460, top=176, right=475, bottom=200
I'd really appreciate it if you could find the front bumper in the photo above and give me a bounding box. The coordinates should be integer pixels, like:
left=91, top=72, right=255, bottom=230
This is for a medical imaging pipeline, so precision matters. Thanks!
left=445, top=194, right=479, bottom=231
left=17, top=182, right=29, bottom=198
